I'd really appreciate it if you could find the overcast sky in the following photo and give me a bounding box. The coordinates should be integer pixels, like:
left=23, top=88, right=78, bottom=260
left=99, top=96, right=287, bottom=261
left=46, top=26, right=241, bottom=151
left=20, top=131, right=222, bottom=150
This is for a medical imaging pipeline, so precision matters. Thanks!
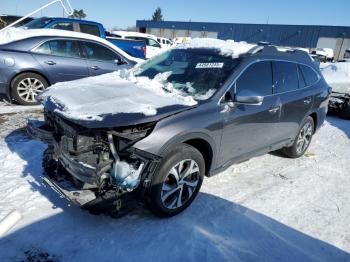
left=1, top=0, right=350, bottom=29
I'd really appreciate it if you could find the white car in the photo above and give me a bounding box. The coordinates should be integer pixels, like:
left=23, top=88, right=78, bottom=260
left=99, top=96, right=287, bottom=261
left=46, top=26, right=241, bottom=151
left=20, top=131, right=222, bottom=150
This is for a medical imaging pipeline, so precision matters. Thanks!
left=157, top=37, right=174, bottom=48
left=112, top=31, right=163, bottom=59
left=315, top=48, right=334, bottom=61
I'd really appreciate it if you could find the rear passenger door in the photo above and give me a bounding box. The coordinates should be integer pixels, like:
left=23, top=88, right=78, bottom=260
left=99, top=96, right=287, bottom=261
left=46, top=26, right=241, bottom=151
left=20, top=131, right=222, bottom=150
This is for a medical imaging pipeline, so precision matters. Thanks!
left=32, top=39, right=89, bottom=83
left=81, top=41, right=128, bottom=76
left=272, top=61, right=315, bottom=141
left=219, top=61, right=281, bottom=166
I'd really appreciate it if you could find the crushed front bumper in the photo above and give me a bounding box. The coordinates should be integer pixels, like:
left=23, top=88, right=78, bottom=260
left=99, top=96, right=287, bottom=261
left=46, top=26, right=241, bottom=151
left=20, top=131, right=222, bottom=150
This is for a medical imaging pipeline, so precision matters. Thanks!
left=27, top=119, right=160, bottom=215
left=27, top=119, right=99, bottom=206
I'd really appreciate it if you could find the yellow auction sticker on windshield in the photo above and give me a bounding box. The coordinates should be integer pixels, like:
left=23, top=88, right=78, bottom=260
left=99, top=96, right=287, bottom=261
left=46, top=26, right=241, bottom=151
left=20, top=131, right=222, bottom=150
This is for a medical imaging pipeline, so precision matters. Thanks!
left=195, top=63, right=224, bottom=69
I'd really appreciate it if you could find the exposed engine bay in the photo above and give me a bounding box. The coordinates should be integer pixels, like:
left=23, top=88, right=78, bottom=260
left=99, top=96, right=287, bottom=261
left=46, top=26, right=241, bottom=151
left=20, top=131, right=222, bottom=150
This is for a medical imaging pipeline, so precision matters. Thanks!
left=27, top=111, right=161, bottom=217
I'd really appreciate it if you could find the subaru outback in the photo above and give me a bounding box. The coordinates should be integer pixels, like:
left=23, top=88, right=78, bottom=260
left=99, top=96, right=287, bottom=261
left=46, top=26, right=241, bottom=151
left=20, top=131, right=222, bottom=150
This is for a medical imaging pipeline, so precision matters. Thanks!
left=28, top=39, right=330, bottom=217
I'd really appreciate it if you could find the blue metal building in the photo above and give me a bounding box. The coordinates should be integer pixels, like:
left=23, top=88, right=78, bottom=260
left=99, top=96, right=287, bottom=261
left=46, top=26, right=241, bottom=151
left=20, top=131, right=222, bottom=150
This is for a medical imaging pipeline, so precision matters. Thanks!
left=136, top=20, right=350, bottom=59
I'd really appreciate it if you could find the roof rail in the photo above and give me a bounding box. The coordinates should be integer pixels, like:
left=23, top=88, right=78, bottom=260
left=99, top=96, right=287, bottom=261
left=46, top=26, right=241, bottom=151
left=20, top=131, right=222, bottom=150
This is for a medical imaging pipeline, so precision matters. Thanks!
left=249, top=44, right=311, bottom=60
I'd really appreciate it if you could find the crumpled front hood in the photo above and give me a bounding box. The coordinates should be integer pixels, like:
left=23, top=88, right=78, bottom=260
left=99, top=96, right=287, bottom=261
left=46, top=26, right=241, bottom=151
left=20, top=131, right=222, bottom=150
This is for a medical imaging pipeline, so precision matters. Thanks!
left=39, top=71, right=197, bottom=128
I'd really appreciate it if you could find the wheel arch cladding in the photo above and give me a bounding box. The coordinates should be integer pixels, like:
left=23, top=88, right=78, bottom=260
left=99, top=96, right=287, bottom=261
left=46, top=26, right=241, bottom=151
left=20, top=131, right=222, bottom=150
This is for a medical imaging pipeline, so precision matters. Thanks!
left=183, top=138, right=213, bottom=176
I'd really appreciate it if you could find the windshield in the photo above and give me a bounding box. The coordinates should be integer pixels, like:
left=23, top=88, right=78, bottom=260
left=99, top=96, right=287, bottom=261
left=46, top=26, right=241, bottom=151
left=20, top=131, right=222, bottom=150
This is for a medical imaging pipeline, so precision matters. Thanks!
left=23, top=17, right=53, bottom=29
left=134, top=49, right=239, bottom=100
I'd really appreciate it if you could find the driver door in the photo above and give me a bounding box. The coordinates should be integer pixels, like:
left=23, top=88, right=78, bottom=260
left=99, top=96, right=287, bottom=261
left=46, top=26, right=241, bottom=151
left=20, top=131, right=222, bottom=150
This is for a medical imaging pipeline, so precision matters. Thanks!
left=81, top=41, right=129, bottom=76
left=218, top=61, right=282, bottom=167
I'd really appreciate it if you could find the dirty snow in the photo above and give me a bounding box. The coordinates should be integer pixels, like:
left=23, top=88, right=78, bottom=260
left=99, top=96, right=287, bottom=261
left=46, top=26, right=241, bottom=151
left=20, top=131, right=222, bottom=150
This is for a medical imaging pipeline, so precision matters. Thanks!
left=321, top=62, right=350, bottom=93
left=177, top=38, right=256, bottom=58
left=39, top=70, right=197, bottom=121
left=0, top=27, right=141, bottom=63
left=0, top=99, right=350, bottom=261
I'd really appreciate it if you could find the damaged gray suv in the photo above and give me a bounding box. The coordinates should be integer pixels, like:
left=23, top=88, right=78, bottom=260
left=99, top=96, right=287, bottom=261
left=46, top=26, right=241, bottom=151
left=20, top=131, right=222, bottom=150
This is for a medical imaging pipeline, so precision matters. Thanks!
left=28, top=39, right=330, bottom=217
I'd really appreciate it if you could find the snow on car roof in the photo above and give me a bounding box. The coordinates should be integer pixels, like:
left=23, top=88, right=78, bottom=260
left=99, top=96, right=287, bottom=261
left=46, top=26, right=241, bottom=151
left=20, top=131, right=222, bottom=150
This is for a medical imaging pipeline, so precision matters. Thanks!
left=176, top=38, right=257, bottom=58
left=0, top=27, right=141, bottom=63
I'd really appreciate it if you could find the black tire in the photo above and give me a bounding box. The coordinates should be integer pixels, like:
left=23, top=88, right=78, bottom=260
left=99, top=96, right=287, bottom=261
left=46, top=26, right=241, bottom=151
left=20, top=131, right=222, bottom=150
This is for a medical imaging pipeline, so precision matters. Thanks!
left=149, top=144, right=205, bottom=217
left=11, top=73, right=48, bottom=105
left=282, top=116, right=315, bottom=158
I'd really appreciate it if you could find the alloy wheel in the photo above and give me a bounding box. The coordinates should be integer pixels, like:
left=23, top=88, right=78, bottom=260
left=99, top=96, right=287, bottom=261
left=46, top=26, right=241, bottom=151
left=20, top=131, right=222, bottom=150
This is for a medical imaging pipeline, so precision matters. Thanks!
left=161, top=159, right=200, bottom=209
left=17, top=78, right=45, bottom=103
left=296, top=121, right=313, bottom=154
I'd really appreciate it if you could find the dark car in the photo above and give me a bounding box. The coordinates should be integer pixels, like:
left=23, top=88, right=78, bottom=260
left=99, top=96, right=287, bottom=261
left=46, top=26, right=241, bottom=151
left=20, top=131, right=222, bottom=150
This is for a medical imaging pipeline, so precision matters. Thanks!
left=0, top=30, right=136, bottom=105
left=28, top=41, right=331, bottom=217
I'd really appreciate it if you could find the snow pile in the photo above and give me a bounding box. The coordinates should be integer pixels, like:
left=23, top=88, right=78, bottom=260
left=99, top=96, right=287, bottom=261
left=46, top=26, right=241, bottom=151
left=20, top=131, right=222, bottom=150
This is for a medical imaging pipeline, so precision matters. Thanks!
left=320, top=62, right=350, bottom=93
left=176, top=38, right=256, bottom=58
left=0, top=28, right=141, bottom=63
left=39, top=69, right=197, bottom=121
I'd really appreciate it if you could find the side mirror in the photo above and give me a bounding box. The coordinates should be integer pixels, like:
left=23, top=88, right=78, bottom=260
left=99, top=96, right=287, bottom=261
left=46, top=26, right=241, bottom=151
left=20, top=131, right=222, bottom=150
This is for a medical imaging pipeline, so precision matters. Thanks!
left=235, top=95, right=264, bottom=105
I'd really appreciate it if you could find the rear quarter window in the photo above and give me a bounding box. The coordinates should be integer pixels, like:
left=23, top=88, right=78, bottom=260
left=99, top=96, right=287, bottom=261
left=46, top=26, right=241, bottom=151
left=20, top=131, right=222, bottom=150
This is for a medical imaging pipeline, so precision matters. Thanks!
left=299, top=64, right=319, bottom=86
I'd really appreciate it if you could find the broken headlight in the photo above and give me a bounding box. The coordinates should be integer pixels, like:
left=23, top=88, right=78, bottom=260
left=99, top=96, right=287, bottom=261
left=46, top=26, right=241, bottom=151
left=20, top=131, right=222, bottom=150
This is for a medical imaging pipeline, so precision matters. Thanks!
left=111, top=122, right=156, bottom=142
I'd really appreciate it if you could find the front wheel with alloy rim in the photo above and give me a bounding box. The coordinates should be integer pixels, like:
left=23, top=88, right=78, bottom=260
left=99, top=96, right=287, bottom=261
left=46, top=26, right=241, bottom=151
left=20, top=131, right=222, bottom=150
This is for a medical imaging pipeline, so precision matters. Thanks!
left=282, top=116, right=315, bottom=158
left=149, top=144, right=205, bottom=217
left=11, top=73, right=48, bottom=105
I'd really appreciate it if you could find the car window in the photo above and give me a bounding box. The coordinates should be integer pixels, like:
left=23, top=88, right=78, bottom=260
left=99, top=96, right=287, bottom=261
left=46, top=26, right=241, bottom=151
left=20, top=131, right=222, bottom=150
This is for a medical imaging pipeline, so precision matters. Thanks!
left=34, top=41, right=51, bottom=55
left=297, top=65, right=307, bottom=88
left=34, top=40, right=81, bottom=58
left=299, top=64, right=319, bottom=86
left=79, top=23, right=100, bottom=37
left=83, top=41, right=119, bottom=61
left=148, top=39, right=161, bottom=48
left=48, top=22, right=74, bottom=31
left=273, top=61, right=299, bottom=93
left=236, top=61, right=273, bottom=97
left=24, top=17, right=53, bottom=29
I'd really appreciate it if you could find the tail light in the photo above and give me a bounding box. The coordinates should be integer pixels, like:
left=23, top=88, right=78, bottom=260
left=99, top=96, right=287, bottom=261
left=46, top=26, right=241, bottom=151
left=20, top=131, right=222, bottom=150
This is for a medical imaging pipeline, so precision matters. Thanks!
left=142, top=47, right=147, bottom=57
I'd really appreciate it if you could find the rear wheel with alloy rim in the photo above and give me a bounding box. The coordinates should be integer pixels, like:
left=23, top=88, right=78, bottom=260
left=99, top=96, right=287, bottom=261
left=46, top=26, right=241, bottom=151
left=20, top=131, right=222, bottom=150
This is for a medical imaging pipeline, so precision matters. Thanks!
left=282, top=116, right=314, bottom=158
left=149, top=144, right=205, bottom=217
left=11, top=73, right=48, bottom=105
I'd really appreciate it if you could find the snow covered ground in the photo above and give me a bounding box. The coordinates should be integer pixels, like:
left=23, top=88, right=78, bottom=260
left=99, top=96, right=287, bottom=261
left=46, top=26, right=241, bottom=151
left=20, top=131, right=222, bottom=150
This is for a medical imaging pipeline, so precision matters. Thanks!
left=0, top=99, right=349, bottom=262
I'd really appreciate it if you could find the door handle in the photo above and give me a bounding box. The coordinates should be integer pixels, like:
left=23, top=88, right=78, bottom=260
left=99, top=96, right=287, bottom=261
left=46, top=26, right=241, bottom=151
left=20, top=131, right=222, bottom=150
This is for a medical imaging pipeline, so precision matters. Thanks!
left=303, top=98, right=312, bottom=105
left=45, top=61, right=56, bottom=65
left=91, top=66, right=100, bottom=70
left=269, top=106, right=280, bottom=114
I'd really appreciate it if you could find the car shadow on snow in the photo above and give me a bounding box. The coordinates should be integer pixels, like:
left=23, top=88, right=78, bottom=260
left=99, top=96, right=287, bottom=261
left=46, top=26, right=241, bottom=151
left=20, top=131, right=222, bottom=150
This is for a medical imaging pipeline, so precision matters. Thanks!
left=326, top=115, right=350, bottom=139
left=3, top=129, right=350, bottom=262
